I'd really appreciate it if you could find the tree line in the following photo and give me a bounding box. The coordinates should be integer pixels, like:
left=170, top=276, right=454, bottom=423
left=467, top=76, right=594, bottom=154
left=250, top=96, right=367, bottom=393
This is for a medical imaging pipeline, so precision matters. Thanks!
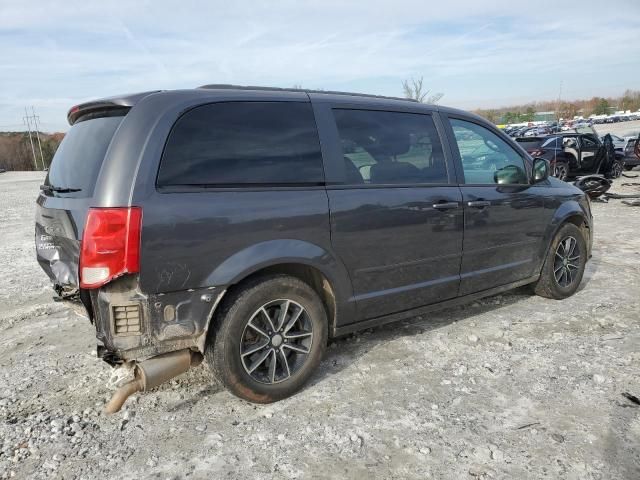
left=474, top=89, right=640, bottom=124
left=1, top=87, right=638, bottom=170
left=0, top=132, right=63, bottom=171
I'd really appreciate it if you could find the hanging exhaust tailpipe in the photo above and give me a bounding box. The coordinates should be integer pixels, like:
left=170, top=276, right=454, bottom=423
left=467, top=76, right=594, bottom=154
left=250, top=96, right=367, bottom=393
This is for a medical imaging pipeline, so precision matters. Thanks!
left=104, top=349, right=202, bottom=414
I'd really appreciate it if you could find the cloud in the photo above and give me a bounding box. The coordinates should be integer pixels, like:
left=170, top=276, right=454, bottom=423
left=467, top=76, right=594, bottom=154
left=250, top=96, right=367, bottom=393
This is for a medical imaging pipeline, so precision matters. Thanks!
left=0, top=0, right=639, bottom=130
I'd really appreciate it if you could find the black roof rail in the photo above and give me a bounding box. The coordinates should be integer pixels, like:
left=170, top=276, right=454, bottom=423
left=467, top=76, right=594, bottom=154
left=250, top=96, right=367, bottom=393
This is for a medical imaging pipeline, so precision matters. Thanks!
left=197, top=84, right=418, bottom=103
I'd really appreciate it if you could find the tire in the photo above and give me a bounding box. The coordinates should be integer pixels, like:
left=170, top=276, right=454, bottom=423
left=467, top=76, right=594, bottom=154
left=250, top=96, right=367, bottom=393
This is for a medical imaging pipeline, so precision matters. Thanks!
left=206, top=274, right=328, bottom=403
left=553, top=163, right=569, bottom=181
left=533, top=223, right=587, bottom=300
left=611, top=162, right=623, bottom=179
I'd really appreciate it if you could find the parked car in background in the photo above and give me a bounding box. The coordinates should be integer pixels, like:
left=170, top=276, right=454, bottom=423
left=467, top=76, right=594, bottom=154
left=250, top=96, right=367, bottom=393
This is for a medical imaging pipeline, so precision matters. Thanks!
left=516, top=136, right=570, bottom=180
left=622, top=135, right=640, bottom=170
left=518, top=133, right=623, bottom=179
left=35, top=85, right=593, bottom=411
left=523, top=127, right=551, bottom=137
left=601, top=134, right=632, bottom=158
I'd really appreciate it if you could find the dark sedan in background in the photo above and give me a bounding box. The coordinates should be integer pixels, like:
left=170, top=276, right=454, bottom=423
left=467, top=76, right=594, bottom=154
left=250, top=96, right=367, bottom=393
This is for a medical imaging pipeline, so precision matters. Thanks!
left=516, top=133, right=624, bottom=180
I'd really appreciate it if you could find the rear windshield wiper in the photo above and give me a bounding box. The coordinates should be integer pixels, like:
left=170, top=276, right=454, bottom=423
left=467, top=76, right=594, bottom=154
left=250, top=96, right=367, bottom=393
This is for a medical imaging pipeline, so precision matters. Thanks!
left=40, top=185, right=82, bottom=193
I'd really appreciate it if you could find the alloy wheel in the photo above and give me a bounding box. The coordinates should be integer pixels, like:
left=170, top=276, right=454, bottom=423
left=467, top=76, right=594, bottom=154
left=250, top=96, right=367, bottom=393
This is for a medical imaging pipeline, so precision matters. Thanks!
left=240, top=299, right=314, bottom=384
left=553, top=236, right=580, bottom=288
left=554, top=164, right=568, bottom=181
left=612, top=162, right=623, bottom=178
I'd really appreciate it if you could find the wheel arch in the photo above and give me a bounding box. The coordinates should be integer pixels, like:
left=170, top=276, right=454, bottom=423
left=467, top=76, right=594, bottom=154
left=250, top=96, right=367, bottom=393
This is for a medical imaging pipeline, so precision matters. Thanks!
left=538, top=202, right=591, bottom=274
left=204, top=239, right=356, bottom=337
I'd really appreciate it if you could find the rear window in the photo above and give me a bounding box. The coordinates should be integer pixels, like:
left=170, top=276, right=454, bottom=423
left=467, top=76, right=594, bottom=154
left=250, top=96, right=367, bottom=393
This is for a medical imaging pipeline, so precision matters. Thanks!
left=515, top=137, right=544, bottom=149
left=157, top=102, right=324, bottom=187
left=45, top=115, right=124, bottom=198
left=541, top=137, right=560, bottom=148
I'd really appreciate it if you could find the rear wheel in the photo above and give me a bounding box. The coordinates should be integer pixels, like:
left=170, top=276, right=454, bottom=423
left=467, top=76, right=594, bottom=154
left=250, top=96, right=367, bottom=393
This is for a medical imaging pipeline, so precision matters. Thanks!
left=554, top=163, right=569, bottom=181
left=206, top=275, right=327, bottom=403
left=533, top=223, right=587, bottom=299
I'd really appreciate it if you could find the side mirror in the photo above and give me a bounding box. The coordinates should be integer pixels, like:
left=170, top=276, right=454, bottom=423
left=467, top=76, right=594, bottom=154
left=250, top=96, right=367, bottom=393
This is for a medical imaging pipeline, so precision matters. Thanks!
left=532, top=157, right=550, bottom=183
left=493, top=165, right=528, bottom=185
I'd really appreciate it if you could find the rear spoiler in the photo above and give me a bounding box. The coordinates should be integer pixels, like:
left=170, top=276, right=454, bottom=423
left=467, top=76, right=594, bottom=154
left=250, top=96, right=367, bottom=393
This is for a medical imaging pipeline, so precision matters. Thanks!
left=67, top=90, right=161, bottom=125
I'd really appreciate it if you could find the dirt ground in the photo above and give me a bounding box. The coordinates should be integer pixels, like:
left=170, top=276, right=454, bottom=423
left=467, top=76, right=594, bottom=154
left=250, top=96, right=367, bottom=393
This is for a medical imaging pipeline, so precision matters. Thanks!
left=0, top=171, right=639, bottom=480
left=594, top=119, right=640, bottom=139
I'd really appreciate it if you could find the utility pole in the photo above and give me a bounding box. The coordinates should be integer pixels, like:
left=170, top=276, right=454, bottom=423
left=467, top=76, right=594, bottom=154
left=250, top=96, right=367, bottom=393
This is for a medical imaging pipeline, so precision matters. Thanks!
left=31, top=107, right=45, bottom=169
left=23, top=108, right=40, bottom=170
left=556, top=80, right=563, bottom=122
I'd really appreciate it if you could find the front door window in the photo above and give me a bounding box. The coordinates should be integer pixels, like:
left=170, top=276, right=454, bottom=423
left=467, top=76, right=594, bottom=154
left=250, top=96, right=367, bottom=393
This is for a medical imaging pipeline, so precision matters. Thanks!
left=450, top=118, right=528, bottom=185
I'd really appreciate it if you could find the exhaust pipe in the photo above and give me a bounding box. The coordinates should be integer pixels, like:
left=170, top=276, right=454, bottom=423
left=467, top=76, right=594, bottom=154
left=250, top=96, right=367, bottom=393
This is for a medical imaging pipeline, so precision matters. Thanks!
left=104, top=349, right=202, bottom=414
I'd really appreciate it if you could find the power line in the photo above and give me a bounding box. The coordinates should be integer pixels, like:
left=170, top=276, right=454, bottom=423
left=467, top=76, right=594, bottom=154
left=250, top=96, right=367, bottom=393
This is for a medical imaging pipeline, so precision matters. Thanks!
left=31, top=107, right=45, bottom=169
left=23, top=108, right=40, bottom=170
left=22, top=107, right=46, bottom=170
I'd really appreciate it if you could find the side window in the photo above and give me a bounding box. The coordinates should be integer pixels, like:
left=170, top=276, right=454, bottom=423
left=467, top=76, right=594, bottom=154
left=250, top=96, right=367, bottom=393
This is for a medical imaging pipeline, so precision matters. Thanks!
left=450, top=118, right=528, bottom=185
left=580, top=136, right=598, bottom=148
left=541, top=137, right=560, bottom=149
left=563, top=136, right=578, bottom=149
left=332, top=109, right=447, bottom=185
left=157, top=102, right=323, bottom=187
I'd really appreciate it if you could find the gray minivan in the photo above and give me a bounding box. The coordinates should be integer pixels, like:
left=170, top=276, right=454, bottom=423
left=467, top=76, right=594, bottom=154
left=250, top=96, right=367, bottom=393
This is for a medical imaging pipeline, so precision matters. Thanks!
left=36, top=86, right=593, bottom=411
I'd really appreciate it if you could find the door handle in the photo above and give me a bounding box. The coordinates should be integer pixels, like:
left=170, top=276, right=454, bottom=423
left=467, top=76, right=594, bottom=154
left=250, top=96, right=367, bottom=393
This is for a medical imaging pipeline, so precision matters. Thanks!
left=432, top=202, right=460, bottom=210
left=467, top=200, right=491, bottom=208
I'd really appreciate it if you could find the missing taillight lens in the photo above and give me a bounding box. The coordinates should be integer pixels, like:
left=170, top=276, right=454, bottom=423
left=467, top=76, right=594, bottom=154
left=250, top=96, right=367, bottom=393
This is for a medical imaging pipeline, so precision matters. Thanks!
left=80, top=207, right=142, bottom=288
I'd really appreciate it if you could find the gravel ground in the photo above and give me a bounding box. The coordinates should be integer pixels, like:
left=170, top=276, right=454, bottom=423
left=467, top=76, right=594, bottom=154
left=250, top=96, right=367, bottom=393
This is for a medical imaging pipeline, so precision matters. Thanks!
left=0, top=171, right=639, bottom=480
left=594, top=119, right=640, bottom=139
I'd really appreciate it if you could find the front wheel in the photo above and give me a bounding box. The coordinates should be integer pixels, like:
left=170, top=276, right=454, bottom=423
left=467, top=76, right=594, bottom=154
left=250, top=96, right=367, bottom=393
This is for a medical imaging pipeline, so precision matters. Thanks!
left=206, top=275, right=328, bottom=403
left=611, top=161, right=623, bottom=179
left=533, top=223, right=587, bottom=299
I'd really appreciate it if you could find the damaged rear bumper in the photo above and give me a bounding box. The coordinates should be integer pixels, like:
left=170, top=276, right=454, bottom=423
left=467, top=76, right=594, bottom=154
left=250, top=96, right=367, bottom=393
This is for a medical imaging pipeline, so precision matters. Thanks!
left=81, top=276, right=225, bottom=365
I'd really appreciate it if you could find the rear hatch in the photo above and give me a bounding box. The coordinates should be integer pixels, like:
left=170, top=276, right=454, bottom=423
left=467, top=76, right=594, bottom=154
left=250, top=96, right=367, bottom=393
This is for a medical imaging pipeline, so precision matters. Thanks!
left=35, top=111, right=127, bottom=297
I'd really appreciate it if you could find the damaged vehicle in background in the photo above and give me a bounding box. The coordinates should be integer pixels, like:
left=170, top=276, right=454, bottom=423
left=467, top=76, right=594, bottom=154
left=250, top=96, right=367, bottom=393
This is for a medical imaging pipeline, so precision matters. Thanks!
left=36, top=86, right=593, bottom=413
left=601, top=133, right=632, bottom=157
left=516, top=132, right=624, bottom=180
left=625, top=134, right=640, bottom=171
left=515, top=136, right=571, bottom=181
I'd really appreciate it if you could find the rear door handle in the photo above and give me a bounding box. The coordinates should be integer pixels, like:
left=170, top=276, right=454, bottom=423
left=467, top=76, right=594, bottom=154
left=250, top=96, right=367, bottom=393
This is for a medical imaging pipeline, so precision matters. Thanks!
left=432, top=202, right=460, bottom=210
left=467, top=200, right=491, bottom=208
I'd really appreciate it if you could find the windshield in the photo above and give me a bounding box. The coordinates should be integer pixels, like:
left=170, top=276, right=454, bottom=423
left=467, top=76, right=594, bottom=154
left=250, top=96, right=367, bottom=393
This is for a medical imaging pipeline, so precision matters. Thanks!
left=44, top=115, right=124, bottom=197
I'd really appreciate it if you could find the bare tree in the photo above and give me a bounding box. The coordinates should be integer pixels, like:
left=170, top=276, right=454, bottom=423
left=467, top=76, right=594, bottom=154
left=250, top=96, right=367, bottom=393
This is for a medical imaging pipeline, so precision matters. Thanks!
left=402, top=77, right=443, bottom=104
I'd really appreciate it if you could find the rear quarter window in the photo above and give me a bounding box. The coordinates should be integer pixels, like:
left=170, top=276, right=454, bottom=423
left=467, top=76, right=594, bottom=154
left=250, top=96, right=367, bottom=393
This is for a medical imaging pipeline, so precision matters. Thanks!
left=515, top=137, right=544, bottom=149
left=45, top=116, right=124, bottom=198
left=157, top=102, right=324, bottom=187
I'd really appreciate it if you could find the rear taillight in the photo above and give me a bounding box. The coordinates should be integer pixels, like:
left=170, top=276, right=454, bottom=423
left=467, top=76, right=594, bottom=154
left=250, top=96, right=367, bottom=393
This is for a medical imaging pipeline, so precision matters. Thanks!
left=80, top=207, right=142, bottom=289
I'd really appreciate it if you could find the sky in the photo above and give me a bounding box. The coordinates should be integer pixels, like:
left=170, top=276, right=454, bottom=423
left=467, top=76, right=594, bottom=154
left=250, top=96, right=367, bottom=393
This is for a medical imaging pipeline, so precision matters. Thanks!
left=1, top=0, right=639, bottom=132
